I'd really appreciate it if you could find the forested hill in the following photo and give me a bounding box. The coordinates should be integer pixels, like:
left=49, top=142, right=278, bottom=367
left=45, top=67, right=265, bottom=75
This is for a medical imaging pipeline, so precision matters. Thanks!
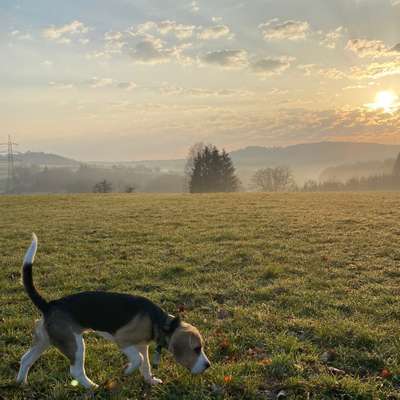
left=0, top=151, right=79, bottom=166
left=230, top=142, right=400, bottom=167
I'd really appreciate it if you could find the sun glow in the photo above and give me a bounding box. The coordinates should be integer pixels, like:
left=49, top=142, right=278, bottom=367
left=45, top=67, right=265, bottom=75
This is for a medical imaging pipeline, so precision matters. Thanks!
left=367, top=90, right=399, bottom=113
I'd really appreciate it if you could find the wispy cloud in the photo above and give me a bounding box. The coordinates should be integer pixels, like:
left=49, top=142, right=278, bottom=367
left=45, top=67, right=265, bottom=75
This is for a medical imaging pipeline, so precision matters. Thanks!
left=200, top=49, right=248, bottom=68
left=251, top=56, right=295, bottom=77
left=198, top=25, right=232, bottom=40
left=259, top=19, right=310, bottom=41
left=42, top=20, right=89, bottom=44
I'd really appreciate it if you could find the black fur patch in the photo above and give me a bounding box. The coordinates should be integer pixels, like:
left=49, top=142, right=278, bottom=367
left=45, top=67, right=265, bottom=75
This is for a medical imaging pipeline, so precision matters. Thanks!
left=48, top=291, right=168, bottom=334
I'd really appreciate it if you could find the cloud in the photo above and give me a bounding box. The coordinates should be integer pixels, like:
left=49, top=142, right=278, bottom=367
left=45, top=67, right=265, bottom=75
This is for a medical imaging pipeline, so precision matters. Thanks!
left=159, top=84, right=252, bottom=97
left=128, top=36, right=190, bottom=64
left=157, top=20, right=195, bottom=40
left=198, top=25, right=232, bottom=40
left=89, top=77, right=114, bottom=88
left=189, top=1, right=200, bottom=13
left=95, top=21, right=195, bottom=65
left=259, top=19, right=310, bottom=41
left=349, top=60, right=400, bottom=79
left=117, top=81, right=137, bottom=91
left=200, top=49, right=248, bottom=68
left=319, top=26, right=345, bottom=49
left=259, top=20, right=345, bottom=48
left=391, top=43, right=400, bottom=52
left=49, top=81, right=74, bottom=89
left=130, top=20, right=195, bottom=40
left=42, top=20, right=89, bottom=44
left=346, top=38, right=391, bottom=58
left=10, top=30, right=33, bottom=40
left=250, top=56, right=294, bottom=77
left=299, top=64, right=347, bottom=80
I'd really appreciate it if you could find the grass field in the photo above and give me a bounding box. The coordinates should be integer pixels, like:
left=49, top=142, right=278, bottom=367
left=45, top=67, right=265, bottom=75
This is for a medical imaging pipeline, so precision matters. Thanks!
left=2, top=193, right=400, bottom=399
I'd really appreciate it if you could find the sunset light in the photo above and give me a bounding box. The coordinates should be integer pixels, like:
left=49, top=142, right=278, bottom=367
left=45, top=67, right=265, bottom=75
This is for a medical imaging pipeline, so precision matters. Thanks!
left=367, top=91, right=399, bottom=113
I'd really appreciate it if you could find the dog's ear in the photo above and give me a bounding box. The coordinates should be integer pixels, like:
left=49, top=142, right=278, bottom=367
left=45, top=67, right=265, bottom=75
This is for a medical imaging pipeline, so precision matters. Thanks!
left=164, top=314, right=181, bottom=334
left=169, top=315, right=181, bottom=332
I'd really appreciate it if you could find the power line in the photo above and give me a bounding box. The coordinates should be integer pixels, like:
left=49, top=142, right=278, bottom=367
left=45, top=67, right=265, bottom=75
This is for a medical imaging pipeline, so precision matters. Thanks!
left=0, top=135, right=19, bottom=193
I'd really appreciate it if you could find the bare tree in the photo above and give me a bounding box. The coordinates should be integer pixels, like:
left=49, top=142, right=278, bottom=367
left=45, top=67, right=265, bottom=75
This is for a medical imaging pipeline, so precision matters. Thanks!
left=93, top=179, right=113, bottom=193
left=251, top=167, right=295, bottom=192
left=125, top=185, right=136, bottom=193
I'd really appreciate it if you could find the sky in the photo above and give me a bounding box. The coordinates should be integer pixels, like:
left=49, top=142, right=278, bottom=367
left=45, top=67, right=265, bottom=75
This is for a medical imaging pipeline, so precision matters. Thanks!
left=1, top=0, right=400, bottom=161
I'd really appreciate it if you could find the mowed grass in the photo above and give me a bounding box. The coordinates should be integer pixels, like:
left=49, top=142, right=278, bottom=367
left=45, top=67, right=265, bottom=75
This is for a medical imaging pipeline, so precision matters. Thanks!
left=2, top=193, right=400, bottom=399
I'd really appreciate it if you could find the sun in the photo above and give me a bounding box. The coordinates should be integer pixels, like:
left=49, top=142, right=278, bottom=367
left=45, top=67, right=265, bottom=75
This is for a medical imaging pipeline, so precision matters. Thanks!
left=367, top=90, right=399, bottom=113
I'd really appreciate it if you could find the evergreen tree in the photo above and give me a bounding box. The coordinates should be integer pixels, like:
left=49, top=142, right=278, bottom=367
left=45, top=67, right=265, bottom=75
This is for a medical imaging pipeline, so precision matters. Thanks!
left=189, top=145, right=239, bottom=193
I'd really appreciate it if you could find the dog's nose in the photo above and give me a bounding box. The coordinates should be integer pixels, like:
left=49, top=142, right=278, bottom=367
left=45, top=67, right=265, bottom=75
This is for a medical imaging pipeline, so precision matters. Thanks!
left=204, top=361, right=211, bottom=370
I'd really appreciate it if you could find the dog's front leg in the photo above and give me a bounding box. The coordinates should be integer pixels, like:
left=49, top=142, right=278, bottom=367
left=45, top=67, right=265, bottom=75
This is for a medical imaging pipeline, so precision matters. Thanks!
left=136, top=345, right=162, bottom=385
left=122, top=346, right=143, bottom=375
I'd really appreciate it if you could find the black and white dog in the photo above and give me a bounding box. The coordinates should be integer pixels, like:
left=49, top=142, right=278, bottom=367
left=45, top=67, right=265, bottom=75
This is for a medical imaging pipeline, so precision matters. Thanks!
left=17, top=234, right=210, bottom=388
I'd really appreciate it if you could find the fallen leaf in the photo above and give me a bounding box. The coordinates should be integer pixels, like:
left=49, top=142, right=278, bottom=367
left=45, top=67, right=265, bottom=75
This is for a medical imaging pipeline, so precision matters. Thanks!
left=258, top=358, right=273, bottom=366
left=380, top=368, right=392, bottom=379
left=223, top=375, right=233, bottom=383
left=219, top=338, right=230, bottom=350
left=103, top=379, right=119, bottom=391
left=217, top=309, right=232, bottom=320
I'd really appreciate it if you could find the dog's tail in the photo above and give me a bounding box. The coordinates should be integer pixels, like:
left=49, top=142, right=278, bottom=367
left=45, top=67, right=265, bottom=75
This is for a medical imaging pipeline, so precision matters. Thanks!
left=22, top=233, right=49, bottom=313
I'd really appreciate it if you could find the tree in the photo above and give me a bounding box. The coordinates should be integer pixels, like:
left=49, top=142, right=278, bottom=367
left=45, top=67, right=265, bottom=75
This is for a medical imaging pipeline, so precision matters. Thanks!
left=393, top=152, right=400, bottom=177
left=188, top=144, right=240, bottom=193
left=125, top=185, right=136, bottom=193
left=184, top=142, right=205, bottom=192
left=303, top=179, right=318, bottom=192
left=93, top=179, right=112, bottom=193
left=251, top=167, right=295, bottom=192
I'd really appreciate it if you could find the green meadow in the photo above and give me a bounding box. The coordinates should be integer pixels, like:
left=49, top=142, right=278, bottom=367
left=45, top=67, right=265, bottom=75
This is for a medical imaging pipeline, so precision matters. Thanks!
left=1, top=193, right=400, bottom=399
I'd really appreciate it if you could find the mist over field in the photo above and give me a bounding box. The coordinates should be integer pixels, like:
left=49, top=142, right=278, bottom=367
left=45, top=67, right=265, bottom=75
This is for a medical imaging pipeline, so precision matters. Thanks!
left=2, top=141, right=400, bottom=193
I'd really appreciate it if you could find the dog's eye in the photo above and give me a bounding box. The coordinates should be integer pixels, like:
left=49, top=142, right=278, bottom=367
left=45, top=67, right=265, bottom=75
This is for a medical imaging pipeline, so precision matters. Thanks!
left=194, top=346, right=202, bottom=354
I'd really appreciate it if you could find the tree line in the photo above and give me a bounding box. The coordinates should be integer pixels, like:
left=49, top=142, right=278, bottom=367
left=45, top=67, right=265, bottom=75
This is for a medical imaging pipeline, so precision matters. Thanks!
left=3, top=143, right=400, bottom=194
left=5, top=164, right=184, bottom=194
left=186, top=144, right=400, bottom=193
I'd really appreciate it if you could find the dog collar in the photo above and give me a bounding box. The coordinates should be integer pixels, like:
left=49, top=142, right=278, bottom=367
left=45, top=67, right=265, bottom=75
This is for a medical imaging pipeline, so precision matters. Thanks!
left=152, top=313, right=180, bottom=368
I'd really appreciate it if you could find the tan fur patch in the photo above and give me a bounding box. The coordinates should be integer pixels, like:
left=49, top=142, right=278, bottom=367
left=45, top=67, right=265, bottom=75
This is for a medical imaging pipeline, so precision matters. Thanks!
left=114, top=314, right=153, bottom=348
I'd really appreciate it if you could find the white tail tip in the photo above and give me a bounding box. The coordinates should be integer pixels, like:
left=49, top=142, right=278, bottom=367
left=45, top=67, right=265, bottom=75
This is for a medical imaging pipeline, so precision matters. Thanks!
left=23, top=233, right=38, bottom=265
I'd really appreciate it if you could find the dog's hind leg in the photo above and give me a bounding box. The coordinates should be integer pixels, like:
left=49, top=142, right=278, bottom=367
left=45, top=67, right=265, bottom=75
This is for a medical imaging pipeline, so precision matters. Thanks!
left=16, top=319, right=50, bottom=384
left=48, top=320, right=98, bottom=389
left=68, top=333, right=98, bottom=389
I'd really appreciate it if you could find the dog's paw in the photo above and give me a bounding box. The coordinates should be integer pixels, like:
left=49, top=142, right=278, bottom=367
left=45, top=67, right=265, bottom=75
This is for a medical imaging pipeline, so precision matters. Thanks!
left=146, top=376, right=163, bottom=385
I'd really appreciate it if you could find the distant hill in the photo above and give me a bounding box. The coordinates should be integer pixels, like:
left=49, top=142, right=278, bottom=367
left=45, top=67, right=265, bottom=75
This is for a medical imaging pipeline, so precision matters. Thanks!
left=230, top=142, right=400, bottom=167
left=3, top=142, right=400, bottom=185
left=0, top=151, right=79, bottom=166
left=320, top=159, right=396, bottom=182
left=229, top=142, right=400, bottom=183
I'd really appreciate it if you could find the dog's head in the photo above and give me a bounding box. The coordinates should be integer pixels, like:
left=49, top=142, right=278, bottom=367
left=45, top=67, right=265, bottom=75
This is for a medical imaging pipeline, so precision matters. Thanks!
left=167, top=317, right=210, bottom=374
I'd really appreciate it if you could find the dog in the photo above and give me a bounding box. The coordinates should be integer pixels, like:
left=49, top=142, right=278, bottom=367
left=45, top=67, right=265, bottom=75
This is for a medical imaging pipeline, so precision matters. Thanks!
left=16, top=234, right=210, bottom=388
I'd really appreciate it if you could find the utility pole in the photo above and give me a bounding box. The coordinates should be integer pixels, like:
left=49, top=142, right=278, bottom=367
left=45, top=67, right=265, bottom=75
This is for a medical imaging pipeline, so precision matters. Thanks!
left=0, top=135, right=18, bottom=193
